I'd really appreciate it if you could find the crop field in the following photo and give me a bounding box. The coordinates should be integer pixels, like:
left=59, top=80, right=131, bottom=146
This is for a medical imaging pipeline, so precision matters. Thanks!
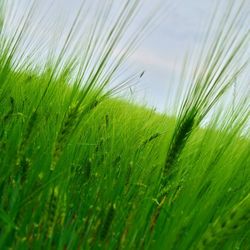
left=0, top=0, right=249, bottom=249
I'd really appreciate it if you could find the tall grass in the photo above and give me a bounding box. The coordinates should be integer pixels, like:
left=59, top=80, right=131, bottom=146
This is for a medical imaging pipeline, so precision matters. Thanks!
left=0, top=0, right=249, bottom=249
left=159, top=0, right=249, bottom=193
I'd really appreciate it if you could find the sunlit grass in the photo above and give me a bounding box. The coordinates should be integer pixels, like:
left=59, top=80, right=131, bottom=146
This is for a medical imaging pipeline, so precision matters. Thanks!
left=0, top=0, right=249, bottom=249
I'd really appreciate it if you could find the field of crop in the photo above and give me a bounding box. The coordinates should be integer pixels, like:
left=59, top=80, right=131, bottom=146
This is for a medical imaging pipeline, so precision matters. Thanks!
left=0, top=0, right=249, bottom=249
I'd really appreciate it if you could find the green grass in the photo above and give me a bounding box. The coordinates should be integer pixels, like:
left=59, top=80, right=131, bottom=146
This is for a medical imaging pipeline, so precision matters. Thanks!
left=0, top=0, right=249, bottom=249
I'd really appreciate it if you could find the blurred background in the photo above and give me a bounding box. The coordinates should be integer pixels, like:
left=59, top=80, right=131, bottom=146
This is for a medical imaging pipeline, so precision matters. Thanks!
left=4, top=0, right=250, bottom=113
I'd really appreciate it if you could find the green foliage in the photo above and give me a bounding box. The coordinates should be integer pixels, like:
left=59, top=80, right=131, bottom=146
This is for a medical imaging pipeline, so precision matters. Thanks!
left=0, top=0, right=249, bottom=249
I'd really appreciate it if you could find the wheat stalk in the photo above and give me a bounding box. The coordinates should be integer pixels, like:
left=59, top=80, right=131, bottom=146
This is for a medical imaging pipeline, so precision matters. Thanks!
left=196, top=193, right=250, bottom=249
left=100, top=203, right=116, bottom=241
left=46, top=186, right=59, bottom=239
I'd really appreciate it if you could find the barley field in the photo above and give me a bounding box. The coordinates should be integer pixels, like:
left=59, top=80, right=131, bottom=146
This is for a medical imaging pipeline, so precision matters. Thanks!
left=0, top=0, right=249, bottom=249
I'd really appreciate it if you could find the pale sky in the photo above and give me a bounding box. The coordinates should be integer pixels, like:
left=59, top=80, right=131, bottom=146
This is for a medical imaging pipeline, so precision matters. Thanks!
left=4, top=0, right=250, bottom=112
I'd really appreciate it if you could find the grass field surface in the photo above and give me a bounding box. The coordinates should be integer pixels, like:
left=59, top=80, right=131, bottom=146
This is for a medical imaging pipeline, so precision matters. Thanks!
left=0, top=0, right=249, bottom=249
